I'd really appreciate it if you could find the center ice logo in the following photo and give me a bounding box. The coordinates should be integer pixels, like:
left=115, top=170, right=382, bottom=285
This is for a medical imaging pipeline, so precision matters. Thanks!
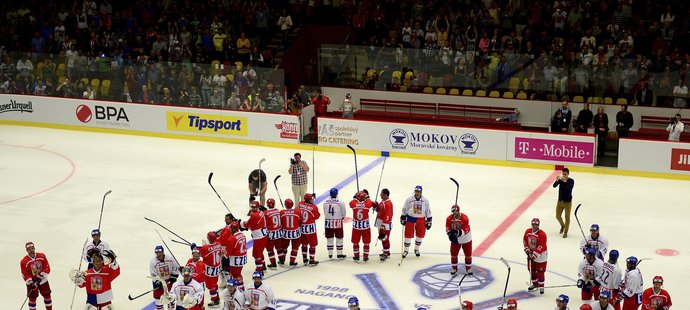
left=412, top=264, right=493, bottom=299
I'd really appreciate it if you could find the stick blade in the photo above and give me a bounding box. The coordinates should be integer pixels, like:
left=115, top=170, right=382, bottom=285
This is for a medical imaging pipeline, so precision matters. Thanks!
left=208, top=172, right=214, bottom=184
left=273, top=175, right=281, bottom=183
left=128, top=295, right=135, bottom=301
left=346, top=144, right=355, bottom=152
left=500, top=257, right=511, bottom=270
left=574, top=203, right=582, bottom=216
left=104, top=189, right=113, bottom=196
left=450, top=177, right=459, bottom=186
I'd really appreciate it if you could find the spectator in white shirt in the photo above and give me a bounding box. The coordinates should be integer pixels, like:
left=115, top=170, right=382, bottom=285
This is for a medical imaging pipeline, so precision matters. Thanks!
left=672, top=79, right=688, bottom=108
left=666, top=114, right=685, bottom=141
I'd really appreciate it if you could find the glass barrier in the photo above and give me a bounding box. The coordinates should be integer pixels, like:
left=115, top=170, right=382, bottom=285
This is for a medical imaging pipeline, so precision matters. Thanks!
left=0, top=52, right=287, bottom=113
left=318, top=44, right=689, bottom=108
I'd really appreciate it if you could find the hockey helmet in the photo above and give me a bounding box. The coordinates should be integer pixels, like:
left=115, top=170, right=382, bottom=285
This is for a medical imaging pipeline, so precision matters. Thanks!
left=285, top=198, right=294, bottom=209
left=91, top=229, right=101, bottom=236
left=347, top=296, right=359, bottom=306
left=414, top=185, right=423, bottom=192
left=267, top=198, right=276, bottom=208
left=228, top=221, right=240, bottom=232
left=417, top=308, right=428, bottom=310
left=590, top=224, right=600, bottom=231
left=609, top=249, right=619, bottom=260
left=207, top=231, right=217, bottom=243
left=599, top=290, right=611, bottom=300
left=250, top=200, right=261, bottom=209
left=304, top=193, right=314, bottom=202
left=531, top=218, right=540, bottom=225
left=653, top=275, right=663, bottom=284
left=507, top=298, right=517, bottom=307
left=181, top=266, right=193, bottom=276
left=585, top=247, right=597, bottom=256
left=461, top=300, right=473, bottom=309
left=556, top=294, right=569, bottom=304
left=25, top=242, right=35, bottom=249
left=330, top=188, right=339, bottom=198
left=356, top=191, right=367, bottom=201
left=626, top=256, right=638, bottom=265
left=451, top=204, right=460, bottom=213
left=154, top=245, right=164, bottom=253
left=252, top=271, right=263, bottom=279
left=579, top=305, right=592, bottom=310
left=227, top=278, right=238, bottom=287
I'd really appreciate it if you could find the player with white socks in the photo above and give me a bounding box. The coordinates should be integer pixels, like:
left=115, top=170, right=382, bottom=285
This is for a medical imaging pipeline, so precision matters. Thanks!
left=600, top=250, right=623, bottom=310
left=577, top=247, right=604, bottom=301
left=166, top=266, right=204, bottom=310
left=401, top=185, right=432, bottom=257
left=244, top=271, right=276, bottom=310
left=620, top=256, right=644, bottom=310
left=322, top=188, right=347, bottom=259
left=150, top=245, right=180, bottom=310
left=580, top=224, right=609, bottom=260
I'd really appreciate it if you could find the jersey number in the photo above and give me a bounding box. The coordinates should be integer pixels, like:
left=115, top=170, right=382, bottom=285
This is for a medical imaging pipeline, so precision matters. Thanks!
left=271, top=216, right=280, bottom=227
left=328, top=206, right=335, bottom=216
left=284, top=216, right=295, bottom=228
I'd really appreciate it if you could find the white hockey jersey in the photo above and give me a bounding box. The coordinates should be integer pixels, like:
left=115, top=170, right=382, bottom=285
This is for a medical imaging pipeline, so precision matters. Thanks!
left=578, top=258, right=604, bottom=283
left=600, top=261, right=623, bottom=290
left=621, top=268, right=643, bottom=298
left=83, top=240, right=110, bottom=263
left=170, top=278, right=204, bottom=308
left=244, top=282, right=276, bottom=309
left=322, top=197, right=346, bottom=229
left=589, top=300, right=614, bottom=310
left=580, top=235, right=609, bottom=258
left=402, top=195, right=431, bottom=219
left=150, top=254, right=180, bottom=281
left=223, top=288, right=246, bottom=310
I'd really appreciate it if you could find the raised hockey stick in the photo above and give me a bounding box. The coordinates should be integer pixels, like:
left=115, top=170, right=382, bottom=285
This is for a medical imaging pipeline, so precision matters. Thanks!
left=573, top=204, right=586, bottom=241
left=97, top=190, right=113, bottom=231
left=70, top=237, right=89, bottom=309
left=375, top=157, right=388, bottom=198
left=450, top=177, right=459, bottom=205
left=128, top=288, right=154, bottom=301
left=273, top=175, right=284, bottom=208
left=499, top=257, right=511, bottom=309
left=170, top=239, right=189, bottom=246
left=312, top=147, right=316, bottom=195
left=145, top=217, right=192, bottom=245
left=155, top=229, right=182, bottom=267
left=346, top=145, right=360, bottom=191
left=208, top=172, right=232, bottom=214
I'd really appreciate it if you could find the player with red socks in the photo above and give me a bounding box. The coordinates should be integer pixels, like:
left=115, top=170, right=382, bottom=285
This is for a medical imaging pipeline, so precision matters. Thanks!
left=642, top=276, right=672, bottom=310
left=523, top=218, right=548, bottom=294
left=263, top=198, right=283, bottom=269
left=350, top=190, right=374, bottom=262
left=224, top=222, right=247, bottom=289
left=299, top=193, right=321, bottom=266
left=445, top=204, right=473, bottom=276
left=323, top=188, right=347, bottom=259
left=240, top=201, right=268, bottom=273
left=199, top=231, right=222, bottom=307
left=375, top=188, right=393, bottom=261
left=75, top=250, right=119, bottom=309
left=20, top=242, right=53, bottom=310
left=578, top=247, right=604, bottom=302
left=401, top=185, right=432, bottom=257
left=185, top=245, right=206, bottom=307
left=619, top=256, right=643, bottom=310
left=280, top=198, right=302, bottom=267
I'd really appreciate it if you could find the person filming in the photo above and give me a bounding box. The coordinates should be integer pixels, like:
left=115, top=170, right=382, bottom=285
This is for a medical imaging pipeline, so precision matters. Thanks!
left=666, top=113, right=685, bottom=141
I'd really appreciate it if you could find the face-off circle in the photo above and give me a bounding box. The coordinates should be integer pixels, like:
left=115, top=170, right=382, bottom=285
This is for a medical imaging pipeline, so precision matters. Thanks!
left=655, top=249, right=679, bottom=256
left=76, top=104, right=92, bottom=123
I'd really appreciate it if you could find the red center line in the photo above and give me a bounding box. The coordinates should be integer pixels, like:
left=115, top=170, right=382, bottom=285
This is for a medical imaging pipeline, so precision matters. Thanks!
left=474, top=170, right=560, bottom=256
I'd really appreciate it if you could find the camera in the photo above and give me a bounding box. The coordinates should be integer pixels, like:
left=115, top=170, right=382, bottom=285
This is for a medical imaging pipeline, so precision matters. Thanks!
left=290, top=158, right=296, bottom=165
left=670, top=117, right=678, bottom=124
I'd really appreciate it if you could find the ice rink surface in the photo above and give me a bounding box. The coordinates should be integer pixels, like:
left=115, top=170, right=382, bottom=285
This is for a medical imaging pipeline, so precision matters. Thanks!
left=1, top=125, right=688, bottom=310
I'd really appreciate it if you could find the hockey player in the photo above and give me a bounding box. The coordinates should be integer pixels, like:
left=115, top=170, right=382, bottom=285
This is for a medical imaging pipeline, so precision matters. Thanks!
left=222, top=278, right=245, bottom=310
left=298, top=193, right=321, bottom=266
left=507, top=299, right=517, bottom=309
left=347, top=296, right=360, bottom=310
left=83, top=229, right=110, bottom=268
left=556, top=294, right=570, bottom=310
left=523, top=218, right=548, bottom=294
left=641, top=276, right=672, bottom=310
left=244, top=271, right=276, bottom=310
left=280, top=199, right=302, bottom=267
left=224, top=222, right=247, bottom=288
left=218, top=212, right=237, bottom=287
left=591, top=291, right=615, bottom=310
left=401, top=185, right=432, bottom=257
left=580, top=224, right=609, bottom=260
left=461, top=300, right=473, bottom=309
left=199, top=232, right=222, bottom=307
left=151, top=245, right=180, bottom=310
left=74, top=250, right=119, bottom=309
left=263, top=198, right=283, bottom=269
left=240, top=201, right=268, bottom=273
left=20, top=242, right=53, bottom=310
left=601, top=250, right=623, bottom=310
left=578, top=247, right=604, bottom=301
left=185, top=245, right=206, bottom=307
left=375, top=188, right=393, bottom=261
left=350, top=190, right=374, bottom=262
left=619, top=256, right=644, bottom=310
left=581, top=305, right=593, bottom=310
left=167, top=266, right=204, bottom=310
left=323, top=188, right=347, bottom=259
left=445, top=204, right=473, bottom=276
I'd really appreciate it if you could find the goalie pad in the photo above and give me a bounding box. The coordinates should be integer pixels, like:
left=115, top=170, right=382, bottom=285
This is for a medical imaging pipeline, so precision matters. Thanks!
left=181, top=294, right=196, bottom=308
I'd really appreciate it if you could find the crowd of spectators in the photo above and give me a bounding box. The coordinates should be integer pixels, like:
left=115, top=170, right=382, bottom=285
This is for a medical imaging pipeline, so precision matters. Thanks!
left=325, top=0, right=690, bottom=108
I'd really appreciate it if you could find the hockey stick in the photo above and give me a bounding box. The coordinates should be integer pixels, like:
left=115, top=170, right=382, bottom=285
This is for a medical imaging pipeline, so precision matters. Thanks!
left=170, top=239, right=190, bottom=246
left=97, top=190, right=113, bottom=231
left=144, top=217, right=192, bottom=245
left=69, top=237, right=89, bottom=309
left=312, top=147, right=316, bottom=195
left=155, top=229, right=182, bottom=267
left=457, top=273, right=471, bottom=307
left=636, top=257, right=652, bottom=267
left=375, top=157, right=387, bottom=198
left=20, top=295, right=29, bottom=309
left=499, top=257, right=511, bottom=309
left=450, top=177, right=459, bottom=205
left=526, top=256, right=532, bottom=286
left=273, top=175, right=284, bottom=208
left=542, top=284, right=578, bottom=289
left=397, top=224, right=405, bottom=266
left=573, top=204, right=586, bottom=241
left=208, top=172, right=232, bottom=214
left=128, top=288, right=154, bottom=301
left=346, top=145, right=360, bottom=191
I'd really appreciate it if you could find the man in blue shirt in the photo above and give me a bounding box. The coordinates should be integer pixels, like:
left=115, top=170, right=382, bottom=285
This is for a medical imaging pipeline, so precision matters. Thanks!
left=553, top=168, right=574, bottom=238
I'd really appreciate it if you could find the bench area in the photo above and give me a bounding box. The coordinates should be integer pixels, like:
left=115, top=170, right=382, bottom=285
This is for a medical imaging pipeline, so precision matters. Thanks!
left=355, top=98, right=520, bottom=130
left=632, top=115, right=690, bottom=142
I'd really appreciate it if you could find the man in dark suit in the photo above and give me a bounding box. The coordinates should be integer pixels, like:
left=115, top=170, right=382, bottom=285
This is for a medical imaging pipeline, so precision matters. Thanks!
left=593, top=106, right=609, bottom=157
left=634, top=82, right=654, bottom=106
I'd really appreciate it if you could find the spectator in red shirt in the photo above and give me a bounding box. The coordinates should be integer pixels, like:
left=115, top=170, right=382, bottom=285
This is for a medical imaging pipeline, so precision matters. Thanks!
left=310, top=89, right=331, bottom=135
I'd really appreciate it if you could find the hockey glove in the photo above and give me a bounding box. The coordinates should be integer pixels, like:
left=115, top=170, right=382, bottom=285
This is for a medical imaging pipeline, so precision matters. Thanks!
left=425, top=221, right=432, bottom=230
left=524, top=248, right=531, bottom=256
left=102, top=249, right=117, bottom=262
left=181, top=294, right=197, bottom=308
left=378, top=231, right=387, bottom=241
left=153, top=280, right=163, bottom=289
left=593, top=279, right=601, bottom=287
left=190, top=243, right=197, bottom=251
left=577, top=279, right=585, bottom=288
left=167, top=274, right=178, bottom=285
left=447, top=230, right=458, bottom=242
left=25, top=278, right=36, bottom=289
left=399, top=215, right=406, bottom=226
left=529, top=251, right=538, bottom=260
left=584, top=281, right=593, bottom=289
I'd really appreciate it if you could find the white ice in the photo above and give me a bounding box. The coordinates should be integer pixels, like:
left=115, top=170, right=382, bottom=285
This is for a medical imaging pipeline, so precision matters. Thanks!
left=0, top=125, right=688, bottom=310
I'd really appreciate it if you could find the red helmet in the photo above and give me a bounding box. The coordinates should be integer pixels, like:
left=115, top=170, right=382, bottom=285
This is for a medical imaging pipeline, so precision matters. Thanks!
left=531, top=218, right=540, bottom=225
left=304, top=193, right=313, bottom=202
left=461, top=300, right=473, bottom=309
left=229, top=221, right=240, bottom=232
left=207, top=231, right=217, bottom=242
left=267, top=198, right=276, bottom=208
left=507, top=298, right=517, bottom=308
left=356, top=191, right=367, bottom=201
left=451, top=204, right=460, bottom=212
left=284, top=198, right=294, bottom=209
left=653, top=275, right=663, bottom=284
left=579, top=304, right=592, bottom=310
left=250, top=201, right=261, bottom=209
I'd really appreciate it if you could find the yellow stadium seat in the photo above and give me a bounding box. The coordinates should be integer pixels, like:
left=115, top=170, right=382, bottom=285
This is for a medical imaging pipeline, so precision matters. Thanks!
left=588, top=97, right=602, bottom=104
left=449, top=88, right=460, bottom=95
left=516, top=91, right=528, bottom=99
left=423, top=87, right=433, bottom=94
left=573, top=96, right=584, bottom=103
left=100, top=84, right=110, bottom=97
left=475, top=90, right=487, bottom=97
left=462, top=89, right=473, bottom=96
left=392, top=71, right=402, bottom=79
left=508, top=77, right=520, bottom=93
left=404, top=71, right=414, bottom=79
left=210, top=60, right=220, bottom=75
left=399, top=85, right=408, bottom=92
left=489, top=91, right=500, bottom=98
left=91, top=79, right=100, bottom=89
left=502, top=91, right=514, bottom=99
left=616, top=98, right=628, bottom=105
left=234, top=61, right=243, bottom=70
left=57, top=63, right=66, bottom=77
left=604, top=97, right=613, bottom=104
left=436, top=87, right=447, bottom=95
left=522, top=78, right=529, bottom=90
left=226, top=74, right=234, bottom=83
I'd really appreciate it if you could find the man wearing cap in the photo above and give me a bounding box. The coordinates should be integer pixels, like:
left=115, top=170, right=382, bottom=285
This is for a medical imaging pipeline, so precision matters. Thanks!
left=185, top=245, right=207, bottom=307
left=20, top=242, right=53, bottom=310
left=244, top=271, right=276, bottom=310
left=83, top=229, right=110, bottom=268
left=591, top=290, right=615, bottom=309
left=523, top=218, right=548, bottom=294
left=620, top=256, right=644, bottom=310
left=642, top=276, right=672, bottom=310
left=600, top=250, right=623, bottom=310
left=223, top=278, right=246, bottom=309
left=461, top=300, right=473, bottom=309
left=556, top=294, right=570, bottom=310
left=74, top=250, right=119, bottom=309
left=580, top=224, right=609, bottom=260
left=401, top=185, right=432, bottom=257
left=338, top=93, right=358, bottom=119
left=150, top=245, right=181, bottom=310
left=578, top=247, right=604, bottom=301
left=168, top=266, right=204, bottom=310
